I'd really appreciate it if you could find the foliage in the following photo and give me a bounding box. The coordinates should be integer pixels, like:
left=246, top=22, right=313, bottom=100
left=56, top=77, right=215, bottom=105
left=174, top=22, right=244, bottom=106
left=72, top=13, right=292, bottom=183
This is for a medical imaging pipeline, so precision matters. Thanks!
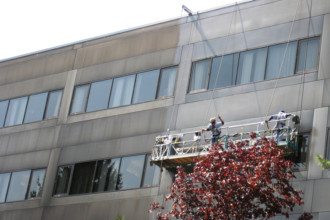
left=315, top=154, right=330, bottom=170
left=115, top=214, right=125, bottom=220
left=150, top=133, right=305, bottom=219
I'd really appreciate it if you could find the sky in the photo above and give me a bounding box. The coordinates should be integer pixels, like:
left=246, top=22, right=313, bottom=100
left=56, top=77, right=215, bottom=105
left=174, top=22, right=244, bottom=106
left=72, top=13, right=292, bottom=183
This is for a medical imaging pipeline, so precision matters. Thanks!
left=0, top=0, right=243, bottom=61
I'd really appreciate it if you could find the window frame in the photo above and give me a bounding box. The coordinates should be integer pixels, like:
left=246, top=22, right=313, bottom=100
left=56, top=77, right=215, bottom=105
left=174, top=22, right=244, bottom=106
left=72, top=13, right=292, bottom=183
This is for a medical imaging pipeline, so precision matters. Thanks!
left=188, top=58, right=212, bottom=93
left=156, top=66, right=178, bottom=99
left=44, top=89, right=64, bottom=119
left=295, top=37, right=321, bottom=74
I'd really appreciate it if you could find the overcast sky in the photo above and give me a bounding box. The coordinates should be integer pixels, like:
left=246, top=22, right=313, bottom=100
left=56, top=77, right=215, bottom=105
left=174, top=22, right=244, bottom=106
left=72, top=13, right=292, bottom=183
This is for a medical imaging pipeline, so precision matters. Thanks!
left=0, top=0, right=245, bottom=61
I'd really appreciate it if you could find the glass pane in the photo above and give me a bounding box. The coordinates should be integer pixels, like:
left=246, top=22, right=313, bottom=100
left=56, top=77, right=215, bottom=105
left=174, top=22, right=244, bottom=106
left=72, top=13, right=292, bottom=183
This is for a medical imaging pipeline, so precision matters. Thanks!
left=24, top=92, right=48, bottom=123
left=45, top=90, right=62, bottom=118
left=292, top=133, right=310, bottom=168
left=6, top=170, right=31, bottom=202
left=157, top=67, right=177, bottom=98
left=189, top=59, right=210, bottom=92
left=86, top=79, right=112, bottom=112
left=71, top=85, right=89, bottom=114
left=0, top=100, right=9, bottom=128
left=0, top=173, right=10, bottom=203
left=265, top=41, right=297, bottom=80
left=118, top=155, right=144, bottom=190
left=109, top=75, right=135, bottom=108
left=142, top=155, right=161, bottom=187
left=133, top=70, right=160, bottom=104
left=5, top=96, right=28, bottom=127
left=328, top=130, right=330, bottom=161
left=27, top=169, right=45, bottom=199
left=208, top=54, right=238, bottom=90
left=69, top=162, right=96, bottom=195
left=297, top=38, right=319, bottom=72
left=54, top=165, right=73, bottom=195
left=93, top=158, right=120, bottom=192
left=236, top=47, right=267, bottom=85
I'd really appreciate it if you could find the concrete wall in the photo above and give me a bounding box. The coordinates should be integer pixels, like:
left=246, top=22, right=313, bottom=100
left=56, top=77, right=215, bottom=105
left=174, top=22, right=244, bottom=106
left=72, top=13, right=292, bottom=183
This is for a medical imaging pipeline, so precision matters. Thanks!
left=0, top=0, right=329, bottom=219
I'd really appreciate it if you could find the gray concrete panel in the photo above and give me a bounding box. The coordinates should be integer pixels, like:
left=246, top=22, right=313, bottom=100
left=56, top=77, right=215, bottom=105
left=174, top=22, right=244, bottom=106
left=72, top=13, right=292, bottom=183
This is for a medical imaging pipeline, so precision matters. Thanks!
left=41, top=205, right=65, bottom=220
left=59, top=107, right=172, bottom=148
left=58, top=70, right=76, bottom=124
left=76, top=47, right=182, bottom=85
left=0, top=207, right=43, bottom=220
left=74, top=24, right=188, bottom=69
left=323, top=78, right=330, bottom=107
left=312, top=178, right=330, bottom=212
left=0, top=51, right=75, bottom=86
left=0, top=150, right=50, bottom=173
left=0, top=119, right=57, bottom=136
left=319, top=14, right=330, bottom=80
left=319, top=212, right=330, bottom=220
left=0, top=71, right=67, bottom=101
left=308, top=107, right=329, bottom=179
left=192, top=16, right=323, bottom=61
left=174, top=44, right=193, bottom=105
left=58, top=133, right=156, bottom=164
left=0, top=126, right=59, bottom=157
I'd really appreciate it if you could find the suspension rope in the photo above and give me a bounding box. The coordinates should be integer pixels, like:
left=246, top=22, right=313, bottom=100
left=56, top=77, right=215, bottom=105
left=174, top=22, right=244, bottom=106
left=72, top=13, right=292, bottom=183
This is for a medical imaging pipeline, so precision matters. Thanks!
left=203, top=3, right=239, bottom=125
left=265, top=0, right=302, bottom=118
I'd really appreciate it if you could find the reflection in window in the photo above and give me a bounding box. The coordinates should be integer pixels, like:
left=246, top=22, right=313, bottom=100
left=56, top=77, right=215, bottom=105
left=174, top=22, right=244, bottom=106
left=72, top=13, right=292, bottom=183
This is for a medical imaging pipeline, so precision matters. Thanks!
left=6, top=170, right=31, bottom=202
left=209, top=54, right=238, bottom=90
left=5, top=96, right=28, bottom=127
left=133, top=70, right=160, bottom=104
left=118, top=155, right=144, bottom=190
left=157, top=67, right=177, bottom=98
left=297, top=38, right=319, bottom=73
left=54, top=165, right=73, bottom=195
left=24, top=92, right=48, bottom=123
left=189, top=59, right=210, bottom=92
left=71, top=85, right=89, bottom=114
left=93, top=158, right=121, bottom=192
left=265, top=41, right=297, bottom=80
left=27, top=169, right=46, bottom=199
left=109, top=75, right=135, bottom=108
left=289, top=133, right=310, bottom=168
left=86, top=79, right=112, bottom=112
left=0, top=173, right=10, bottom=203
left=45, top=90, right=62, bottom=118
left=236, top=47, right=267, bottom=85
left=142, top=155, right=161, bottom=187
left=69, top=161, right=96, bottom=195
left=0, top=100, right=8, bottom=128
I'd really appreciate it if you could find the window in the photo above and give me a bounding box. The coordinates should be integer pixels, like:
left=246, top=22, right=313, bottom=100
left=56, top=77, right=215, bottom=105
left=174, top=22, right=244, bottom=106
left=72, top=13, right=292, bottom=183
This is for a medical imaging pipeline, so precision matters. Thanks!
left=86, top=79, right=112, bottom=112
left=133, top=70, right=160, bottom=104
left=71, top=85, right=89, bottom=114
left=236, top=47, right=267, bottom=85
left=93, top=158, right=120, bottom=192
left=142, top=155, right=161, bottom=187
left=157, top=66, right=177, bottom=98
left=5, top=96, right=28, bottom=127
left=265, top=41, right=297, bottom=80
left=53, top=165, right=73, bottom=195
left=109, top=75, right=135, bottom=108
left=69, top=161, right=96, bottom=195
left=297, top=38, right=320, bottom=73
left=118, top=155, right=144, bottom=190
left=208, top=54, right=238, bottom=90
left=0, top=100, right=8, bottom=128
left=27, top=169, right=46, bottom=199
left=45, top=90, right=62, bottom=118
left=327, top=129, right=330, bottom=161
left=189, top=59, right=211, bottom=92
left=0, top=173, right=10, bottom=203
left=6, top=170, right=31, bottom=202
left=24, top=92, right=48, bottom=123
left=290, top=133, right=310, bottom=168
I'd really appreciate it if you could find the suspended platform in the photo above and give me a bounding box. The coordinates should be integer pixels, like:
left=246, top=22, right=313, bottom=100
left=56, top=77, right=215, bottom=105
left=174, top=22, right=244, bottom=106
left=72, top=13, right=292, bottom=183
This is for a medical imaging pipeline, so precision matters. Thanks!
left=151, top=119, right=298, bottom=168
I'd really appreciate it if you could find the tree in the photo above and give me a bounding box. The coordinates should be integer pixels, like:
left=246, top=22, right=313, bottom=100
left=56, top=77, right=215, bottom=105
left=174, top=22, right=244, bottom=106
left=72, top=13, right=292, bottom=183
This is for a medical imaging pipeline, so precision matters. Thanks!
left=150, top=133, right=305, bottom=219
left=315, top=154, right=330, bottom=170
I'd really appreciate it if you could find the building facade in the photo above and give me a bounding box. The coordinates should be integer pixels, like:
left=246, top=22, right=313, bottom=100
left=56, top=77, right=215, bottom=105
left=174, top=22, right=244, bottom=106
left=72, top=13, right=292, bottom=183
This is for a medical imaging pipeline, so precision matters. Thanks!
left=0, top=0, right=329, bottom=219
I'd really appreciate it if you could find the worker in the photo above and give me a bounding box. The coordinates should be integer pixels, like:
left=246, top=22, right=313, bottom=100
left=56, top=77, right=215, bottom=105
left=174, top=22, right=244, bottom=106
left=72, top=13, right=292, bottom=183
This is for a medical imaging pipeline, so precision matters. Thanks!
left=202, top=115, right=224, bottom=145
left=265, top=110, right=295, bottom=143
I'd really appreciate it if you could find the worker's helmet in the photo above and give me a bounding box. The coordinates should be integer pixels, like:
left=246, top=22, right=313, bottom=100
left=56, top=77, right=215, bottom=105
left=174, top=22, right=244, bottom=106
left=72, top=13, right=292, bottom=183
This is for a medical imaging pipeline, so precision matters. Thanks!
left=210, top=117, right=216, bottom=123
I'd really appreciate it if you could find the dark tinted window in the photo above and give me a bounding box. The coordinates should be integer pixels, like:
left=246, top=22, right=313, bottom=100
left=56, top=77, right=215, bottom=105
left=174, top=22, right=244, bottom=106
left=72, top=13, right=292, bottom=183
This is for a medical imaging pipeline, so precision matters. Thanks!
left=54, top=165, right=73, bottom=195
left=69, top=162, right=96, bottom=195
left=93, top=158, right=120, bottom=192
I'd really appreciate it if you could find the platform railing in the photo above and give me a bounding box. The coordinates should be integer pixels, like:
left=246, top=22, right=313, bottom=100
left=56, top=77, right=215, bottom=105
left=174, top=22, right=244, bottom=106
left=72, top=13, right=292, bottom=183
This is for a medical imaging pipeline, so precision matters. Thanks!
left=151, top=119, right=297, bottom=163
